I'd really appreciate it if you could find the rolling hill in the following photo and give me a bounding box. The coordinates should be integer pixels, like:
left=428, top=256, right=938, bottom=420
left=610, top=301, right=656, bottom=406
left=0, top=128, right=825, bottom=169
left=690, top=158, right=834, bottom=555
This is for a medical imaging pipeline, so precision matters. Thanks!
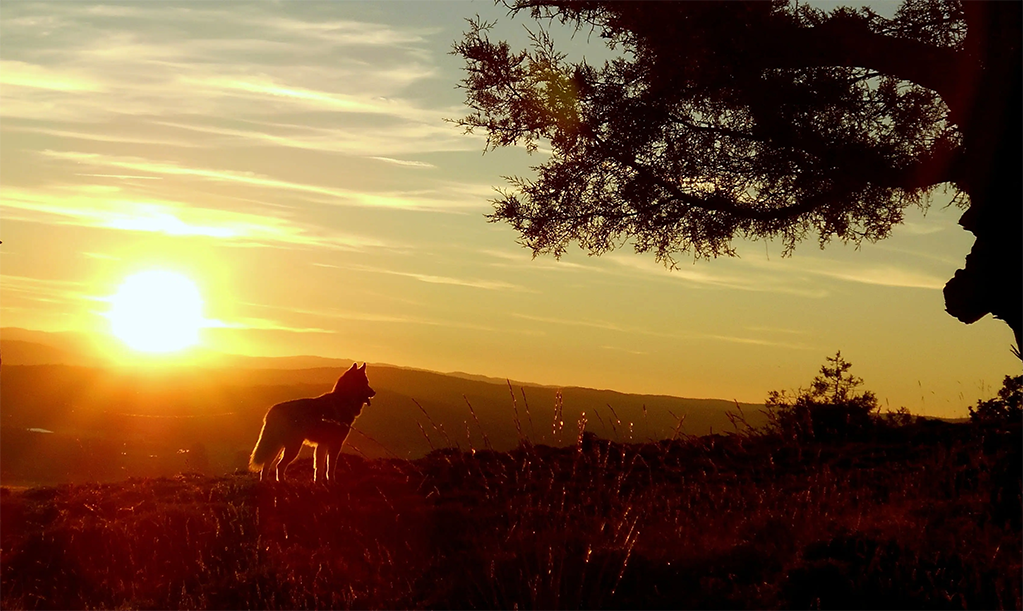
left=0, top=329, right=765, bottom=485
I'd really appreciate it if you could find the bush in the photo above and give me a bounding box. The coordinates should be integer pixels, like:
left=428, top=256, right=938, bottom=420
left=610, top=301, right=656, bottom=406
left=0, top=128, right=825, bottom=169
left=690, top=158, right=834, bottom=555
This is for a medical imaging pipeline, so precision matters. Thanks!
left=766, top=352, right=879, bottom=442
left=969, top=375, right=1022, bottom=426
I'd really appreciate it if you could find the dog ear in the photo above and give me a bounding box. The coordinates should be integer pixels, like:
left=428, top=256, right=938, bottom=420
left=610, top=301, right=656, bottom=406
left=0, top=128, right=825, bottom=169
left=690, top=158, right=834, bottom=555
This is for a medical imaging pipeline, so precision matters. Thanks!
left=348, top=363, right=358, bottom=371
left=359, top=363, right=366, bottom=371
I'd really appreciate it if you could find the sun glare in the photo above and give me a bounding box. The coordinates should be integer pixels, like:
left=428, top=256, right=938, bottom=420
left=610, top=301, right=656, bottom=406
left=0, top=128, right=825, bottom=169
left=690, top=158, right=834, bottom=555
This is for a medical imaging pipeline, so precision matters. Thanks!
left=106, top=270, right=206, bottom=353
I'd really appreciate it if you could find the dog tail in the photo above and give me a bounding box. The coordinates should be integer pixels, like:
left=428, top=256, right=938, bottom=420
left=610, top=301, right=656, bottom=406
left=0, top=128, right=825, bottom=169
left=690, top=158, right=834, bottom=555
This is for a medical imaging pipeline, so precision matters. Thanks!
left=249, top=420, right=280, bottom=471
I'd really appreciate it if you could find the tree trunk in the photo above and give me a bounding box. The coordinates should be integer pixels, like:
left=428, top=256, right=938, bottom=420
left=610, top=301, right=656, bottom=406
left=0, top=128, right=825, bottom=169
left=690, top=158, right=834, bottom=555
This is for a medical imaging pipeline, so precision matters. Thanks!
left=942, top=1, right=1022, bottom=352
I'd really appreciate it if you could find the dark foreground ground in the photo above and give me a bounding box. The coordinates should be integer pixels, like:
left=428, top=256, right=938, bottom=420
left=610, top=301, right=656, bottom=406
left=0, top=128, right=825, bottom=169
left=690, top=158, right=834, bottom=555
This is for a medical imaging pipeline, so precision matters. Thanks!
left=2, top=421, right=1020, bottom=609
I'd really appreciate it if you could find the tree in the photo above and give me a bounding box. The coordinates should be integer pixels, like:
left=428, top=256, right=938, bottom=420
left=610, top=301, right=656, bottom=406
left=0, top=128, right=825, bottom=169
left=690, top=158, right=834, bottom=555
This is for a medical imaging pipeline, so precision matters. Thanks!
left=765, top=351, right=879, bottom=441
left=969, top=374, right=1022, bottom=426
left=454, top=0, right=1021, bottom=350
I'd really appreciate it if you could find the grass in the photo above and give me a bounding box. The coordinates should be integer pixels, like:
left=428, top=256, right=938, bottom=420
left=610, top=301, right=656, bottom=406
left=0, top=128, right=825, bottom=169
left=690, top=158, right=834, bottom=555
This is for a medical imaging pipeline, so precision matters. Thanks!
left=2, top=416, right=1020, bottom=609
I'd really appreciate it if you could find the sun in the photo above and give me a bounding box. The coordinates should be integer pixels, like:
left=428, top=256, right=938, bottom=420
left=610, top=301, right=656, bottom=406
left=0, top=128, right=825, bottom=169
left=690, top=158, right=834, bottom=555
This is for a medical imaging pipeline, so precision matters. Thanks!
left=106, top=270, right=206, bottom=353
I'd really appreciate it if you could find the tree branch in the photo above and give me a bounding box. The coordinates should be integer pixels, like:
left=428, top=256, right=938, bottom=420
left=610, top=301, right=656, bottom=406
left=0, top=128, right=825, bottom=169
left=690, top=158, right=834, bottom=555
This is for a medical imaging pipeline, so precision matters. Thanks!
left=775, top=15, right=965, bottom=104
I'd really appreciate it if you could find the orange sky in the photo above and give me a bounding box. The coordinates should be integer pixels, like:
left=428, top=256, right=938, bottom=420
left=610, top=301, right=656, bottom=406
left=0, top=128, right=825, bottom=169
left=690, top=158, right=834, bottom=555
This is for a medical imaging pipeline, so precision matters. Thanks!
left=1, top=1, right=1018, bottom=416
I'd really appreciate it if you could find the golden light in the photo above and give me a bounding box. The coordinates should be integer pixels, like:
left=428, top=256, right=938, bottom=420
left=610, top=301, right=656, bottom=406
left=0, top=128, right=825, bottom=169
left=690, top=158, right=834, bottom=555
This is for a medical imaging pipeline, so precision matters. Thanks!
left=106, top=270, right=206, bottom=353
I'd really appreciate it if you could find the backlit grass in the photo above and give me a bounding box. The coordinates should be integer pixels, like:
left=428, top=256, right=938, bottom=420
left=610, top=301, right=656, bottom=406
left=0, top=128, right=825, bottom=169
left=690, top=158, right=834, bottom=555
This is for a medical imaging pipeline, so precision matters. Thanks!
left=2, top=418, right=1020, bottom=609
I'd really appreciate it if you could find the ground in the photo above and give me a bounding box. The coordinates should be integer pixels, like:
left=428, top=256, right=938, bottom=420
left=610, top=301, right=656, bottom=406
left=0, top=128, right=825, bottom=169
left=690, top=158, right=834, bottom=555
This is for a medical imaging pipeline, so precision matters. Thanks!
left=1, top=421, right=1020, bottom=609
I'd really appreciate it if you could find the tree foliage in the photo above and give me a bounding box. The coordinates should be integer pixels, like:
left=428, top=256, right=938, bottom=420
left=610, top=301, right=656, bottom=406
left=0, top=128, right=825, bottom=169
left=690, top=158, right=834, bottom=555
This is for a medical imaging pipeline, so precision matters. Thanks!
left=454, top=0, right=1021, bottom=347
left=969, top=374, right=1022, bottom=426
left=766, top=351, right=879, bottom=442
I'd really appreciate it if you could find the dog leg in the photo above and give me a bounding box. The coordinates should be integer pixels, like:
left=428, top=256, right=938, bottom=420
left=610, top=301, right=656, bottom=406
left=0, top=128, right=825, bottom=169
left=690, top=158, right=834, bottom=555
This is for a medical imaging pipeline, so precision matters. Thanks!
left=276, top=442, right=302, bottom=482
left=262, top=447, right=285, bottom=482
left=326, top=449, right=341, bottom=482
left=313, top=444, right=328, bottom=483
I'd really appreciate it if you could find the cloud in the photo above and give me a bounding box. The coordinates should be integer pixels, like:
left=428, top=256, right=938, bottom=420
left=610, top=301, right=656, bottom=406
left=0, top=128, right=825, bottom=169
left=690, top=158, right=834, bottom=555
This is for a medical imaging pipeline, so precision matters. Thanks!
left=204, top=317, right=336, bottom=334
left=0, top=275, right=93, bottom=307
left=240, top=302, right=521, bottom=334
left=82, top=252, right=121, bottom=261
left=180, top=76, right=407, bottom=116
left=872, top=243, right=966, bottom=267
left=76, top=174, right=163, bottom=180
left=512, top=313, right=629, bottom=333
left=369, top=157, right=436, bottom=168
left=806, top=265, right=946, bottom=289
left=0, top=60, right=104, bottom=92
left=743, top=325, right=809, bottom=336
left=147, top=119, right=471, bottom=157
left=1, top=185, right=387, bottom=250
left=479, top=248, right=592, bottom=272
left=3, top=124, right=200, bottom=148
left=510, top=312, right=815, bottom=351
left=252, top=15, right=436, bottom=47
left=600, top=345, right=649, bottom=355
left=703, top=334, right=814, bottom=350
left=604, top=247, right=944, bottom=295
left=513, top=312, right=814, bottom=350
left=0, top=0, right=478, bottom=193
left=899, top=219, right=948, bottom=236
left=37, top=150, right=476, bottom=210
left=746, top=257, right=947, bottom=290
left=338, top=263, right=524, bottom=291
left=0, top=3, right=457, bottom=143
left=605, top=253, right=830, bottom=298
left=393, top=272, right=520, bottom=291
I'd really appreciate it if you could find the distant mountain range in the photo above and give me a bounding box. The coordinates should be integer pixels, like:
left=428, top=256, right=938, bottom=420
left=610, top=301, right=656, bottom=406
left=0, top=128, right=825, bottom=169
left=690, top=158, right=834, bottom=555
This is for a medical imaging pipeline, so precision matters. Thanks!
left=0, top=327, right=766, bottom=485
left=0, top=327, right=539, bottom=384
left=0, top=327, right=352, bottom=369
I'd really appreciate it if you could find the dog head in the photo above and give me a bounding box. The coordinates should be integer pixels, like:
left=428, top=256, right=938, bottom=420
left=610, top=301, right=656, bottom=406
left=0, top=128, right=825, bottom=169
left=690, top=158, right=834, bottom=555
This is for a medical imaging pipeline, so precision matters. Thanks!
left=333, top=362, right=376, bottom=408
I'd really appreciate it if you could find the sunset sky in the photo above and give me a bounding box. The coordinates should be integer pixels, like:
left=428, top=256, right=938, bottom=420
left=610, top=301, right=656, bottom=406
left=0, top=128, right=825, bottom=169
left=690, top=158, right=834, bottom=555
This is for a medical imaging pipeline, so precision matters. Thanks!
left=1, top=1, right=1018, bottom=417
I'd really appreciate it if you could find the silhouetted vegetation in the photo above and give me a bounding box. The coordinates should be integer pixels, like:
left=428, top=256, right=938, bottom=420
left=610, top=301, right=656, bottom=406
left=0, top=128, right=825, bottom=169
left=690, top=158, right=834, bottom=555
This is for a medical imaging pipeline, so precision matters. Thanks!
left=3, top=348, right=1018, bottom=608
left=969, top=374, right=1022, bottom=427
left=454, top=0, right=1022, bottom=346
left=0, top=362, right=765, bottom=485
left=765, top=351, right=884, bottom=443
left=3, top=406, right=1020, bottom=609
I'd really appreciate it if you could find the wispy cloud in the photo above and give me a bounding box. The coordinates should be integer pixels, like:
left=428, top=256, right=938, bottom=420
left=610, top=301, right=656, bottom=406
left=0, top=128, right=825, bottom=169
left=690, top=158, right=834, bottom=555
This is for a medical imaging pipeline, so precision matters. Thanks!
left=76, top=173, right=163, bottom=180
left=744, top=325, right=810, bottom=336
left=479, top=248, right=592, bottom=272
left=746, top=257, right=946, bottom=290
left=806, top=265, right=945, bottom=289
left=240, top=302, right=526, bottom=335
left=178, top=75, right=447, bottom=124
left=704, top=334, right=814, bottom=350
left=512, top=312, right=629, bottom=333
left=332, top=263, right=524, bottom=291
left=205, top=317, right=336, bottom=334
left=0, top=60, right=104, bottom=92
left=513, top=312, right=815, bottom=350
left=369, top=157, right=436, bottom=168
left=899, top=219, right=948, bottom=236
left=146, top=118, right=472, bottom=157
left=601, top=345, right=649, bottom=356
left=605, top=254, right=830, bottom=298
left=252, top=15, right=435, bottom=47
left=3, top=124, right=200, bottom=148
left=604, top=247, right=944, bottom=295
left=391, top=272, right=520, bottom=291
left=37, top=151, right=475, bottom=210
left=82, top=252, right=121, bottom=261
left=0, top=275, right=93, bottom=307
left=873, top=242, right=966, bottom=267
left=1, top=185, right=387, bottom=250
left=0, top=3, right=460, bottom=158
